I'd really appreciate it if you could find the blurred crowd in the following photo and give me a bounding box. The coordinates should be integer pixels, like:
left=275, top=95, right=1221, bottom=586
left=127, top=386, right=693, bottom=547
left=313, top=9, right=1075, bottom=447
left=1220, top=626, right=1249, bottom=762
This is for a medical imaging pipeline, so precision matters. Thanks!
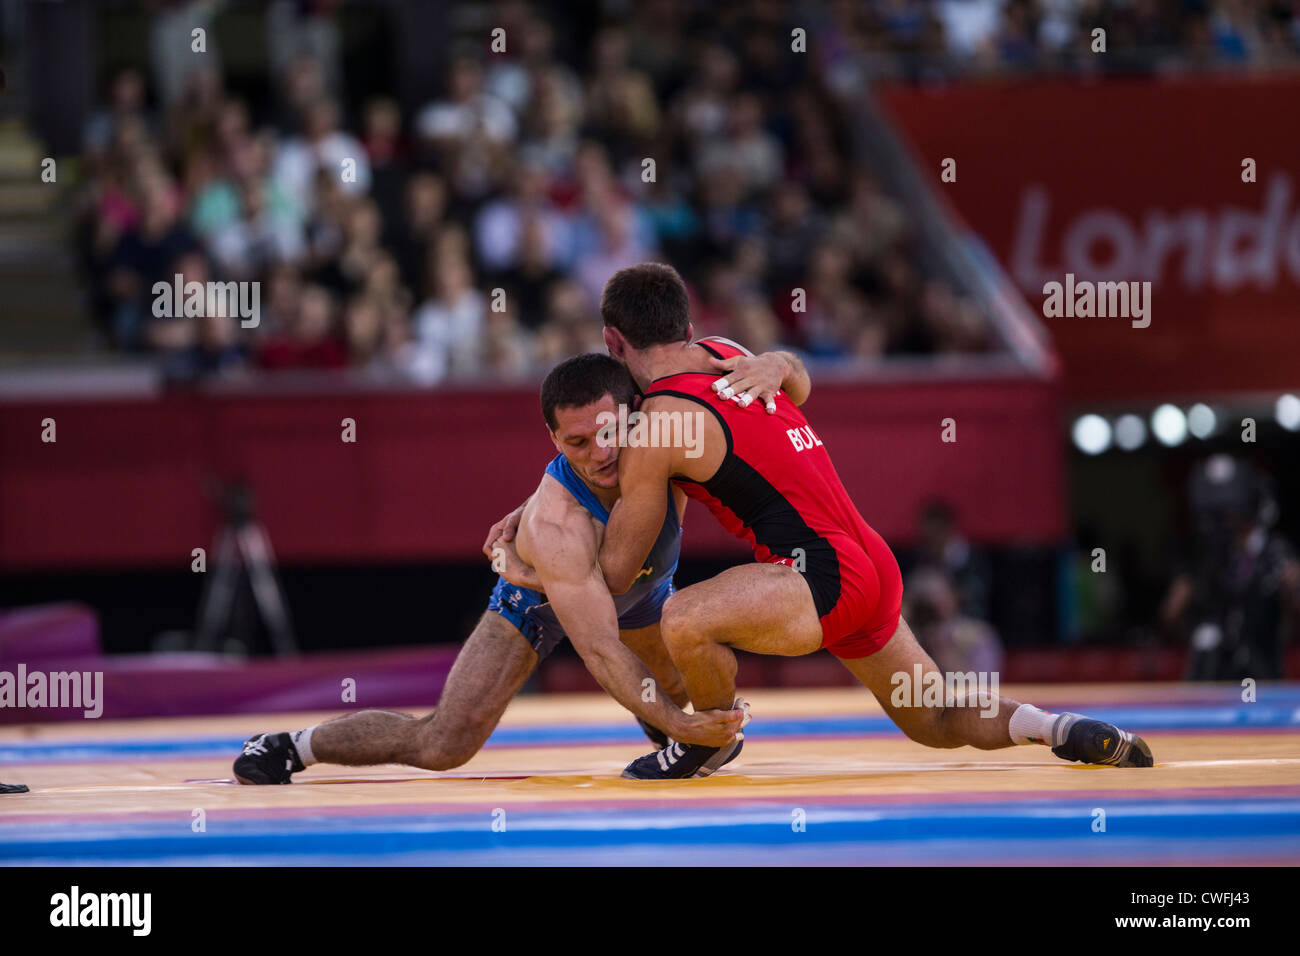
left=819, top=0, right=1300, bottom=84
left=73, top=0, right=1002, bottom=384
left=72, top=0, right=1297, bottom=385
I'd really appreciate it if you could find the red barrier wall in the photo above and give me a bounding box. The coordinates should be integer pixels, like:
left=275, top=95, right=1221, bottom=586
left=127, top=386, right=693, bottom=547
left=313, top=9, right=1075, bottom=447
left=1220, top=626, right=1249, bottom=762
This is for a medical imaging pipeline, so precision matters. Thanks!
left=879, top=74, right=1300, bottom=402
left=0, top=376, right=1065, bottom=570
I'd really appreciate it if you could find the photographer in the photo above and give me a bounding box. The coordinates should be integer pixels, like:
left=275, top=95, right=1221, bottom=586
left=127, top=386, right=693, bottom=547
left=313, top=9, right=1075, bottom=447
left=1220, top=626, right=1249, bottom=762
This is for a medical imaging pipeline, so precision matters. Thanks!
left=1161, top=455, right=1300, bottom=681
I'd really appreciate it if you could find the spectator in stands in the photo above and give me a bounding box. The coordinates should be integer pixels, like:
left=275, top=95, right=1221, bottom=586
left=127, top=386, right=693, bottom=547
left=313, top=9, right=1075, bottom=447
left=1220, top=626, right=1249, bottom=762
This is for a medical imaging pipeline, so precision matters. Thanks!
left=359, top=252, right=412, bottom=321
left=573, top=198, right=657, bottom=307
left=415, top=55, right=516, bottom=201
left=144, top=249, right=205, bottom=357
left=84, top=68, right=153, bottom=161
left=481, top=301, right=533, bottom=379
left=205, top=157, right=306, bottom=280
left=499, top=217, right=567, bottom=331
left=272, top=55, right=329, bottom=135
left=727, top=291, right=788, bottom=357
left=257, top=283, right=348, bottom=370
left=163, top=310, right=248, bottom=383
left=518, top=63, right=584, bottom=178
left=361, top=96, right=412, bottom=230
left=303, top=167, right=350, bottom=272
left=486, top=11, right=578, bottom=116
left=387, top=172, right=448, bottom=297
left=273, top=98, right=371, bottom=217
left=343, top=294, right=397, bottom=373
left=149, top=1, right=223, bottom=107
left=695, top=161, right=763, bottom=261
left=312, top=197, right=385, bottom=296
left=260, top=262, right=303, bottom=340
left=643, top=166, right=702, bottom=265
left=267, top=0, right=344, bottom=103
left=671, top=42, right=740, bottom=150
left=361, top=97, right=410, bottom=171
left=831, top=172, right=910, bottom=276
left=411, top=244, right=486, bottom=382
left=764, top=181, right=825, bottom=293
left=791, top=239, right=855, bottom=353
left=532, top=278, right=603, bottom=368
left=474, top=159, right=570, bottom=275
left=696, top=92, right=784, bottom=195
left=106, top=167, right=197, bottom=350
left=831, top=291, right=891, bottom=363
left=164, top=66, right=227, bottom=172
left=583, top=26, right=662, bottom=173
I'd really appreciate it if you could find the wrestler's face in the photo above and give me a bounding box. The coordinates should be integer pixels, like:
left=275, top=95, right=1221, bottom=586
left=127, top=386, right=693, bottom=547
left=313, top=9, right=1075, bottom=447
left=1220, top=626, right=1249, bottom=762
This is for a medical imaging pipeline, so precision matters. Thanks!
left=550, top=394, right=621, bottom=490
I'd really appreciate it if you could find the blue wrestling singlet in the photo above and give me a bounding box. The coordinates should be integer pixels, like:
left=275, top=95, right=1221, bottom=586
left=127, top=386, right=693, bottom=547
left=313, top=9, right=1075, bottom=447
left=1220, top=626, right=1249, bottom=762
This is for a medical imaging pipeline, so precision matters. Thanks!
left=486, top=453, right=681, bottom=660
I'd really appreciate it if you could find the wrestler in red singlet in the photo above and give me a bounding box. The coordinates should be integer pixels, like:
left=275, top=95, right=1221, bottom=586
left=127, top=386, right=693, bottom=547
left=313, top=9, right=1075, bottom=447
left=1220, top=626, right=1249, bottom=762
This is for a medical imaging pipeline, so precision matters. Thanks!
left=644, top=337, right=904, bottom=657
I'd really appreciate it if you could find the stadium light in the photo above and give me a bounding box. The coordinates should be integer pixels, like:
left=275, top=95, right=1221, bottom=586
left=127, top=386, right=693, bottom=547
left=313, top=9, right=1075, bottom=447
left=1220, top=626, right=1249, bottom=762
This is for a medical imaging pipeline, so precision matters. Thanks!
left=1186, top=403, right=1216, bottom=439
left=1072, top=414, right=1112, bottom=455
left=1151, top=404, right=1188, bottom=446
left=1277, top=394, right=1300, bottom=431
left=1114, top=414, right=1147, bottom=451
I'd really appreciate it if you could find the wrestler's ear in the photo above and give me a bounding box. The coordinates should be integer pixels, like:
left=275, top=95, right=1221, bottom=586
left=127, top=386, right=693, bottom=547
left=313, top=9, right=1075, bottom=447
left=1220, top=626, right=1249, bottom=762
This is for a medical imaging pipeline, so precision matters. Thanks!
left=603, top=326, right=625, bottom=360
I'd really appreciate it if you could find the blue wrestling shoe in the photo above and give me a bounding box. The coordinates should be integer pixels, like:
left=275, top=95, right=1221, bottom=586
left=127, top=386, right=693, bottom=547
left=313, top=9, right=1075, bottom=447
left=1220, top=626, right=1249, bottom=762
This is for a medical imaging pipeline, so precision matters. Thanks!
left=1051, top=714, right=1154, bottom=767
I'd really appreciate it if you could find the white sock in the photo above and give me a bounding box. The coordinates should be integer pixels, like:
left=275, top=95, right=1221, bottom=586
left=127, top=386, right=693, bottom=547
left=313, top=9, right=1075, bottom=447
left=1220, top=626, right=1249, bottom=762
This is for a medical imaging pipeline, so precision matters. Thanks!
left=1008, top=704, right=1061, bottom=746
left=290, top=726, right=318, bottom=766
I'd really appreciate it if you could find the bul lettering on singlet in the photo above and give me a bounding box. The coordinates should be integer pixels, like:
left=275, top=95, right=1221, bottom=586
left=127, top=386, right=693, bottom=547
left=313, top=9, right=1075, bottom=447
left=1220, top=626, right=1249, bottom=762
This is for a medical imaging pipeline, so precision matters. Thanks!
left=786, top=425, right=824, bottom=452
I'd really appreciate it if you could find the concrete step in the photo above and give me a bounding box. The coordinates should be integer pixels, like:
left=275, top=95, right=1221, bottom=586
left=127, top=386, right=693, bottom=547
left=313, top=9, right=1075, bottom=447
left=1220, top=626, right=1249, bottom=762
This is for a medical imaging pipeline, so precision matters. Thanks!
left=0, top=183, right=59, bottom=217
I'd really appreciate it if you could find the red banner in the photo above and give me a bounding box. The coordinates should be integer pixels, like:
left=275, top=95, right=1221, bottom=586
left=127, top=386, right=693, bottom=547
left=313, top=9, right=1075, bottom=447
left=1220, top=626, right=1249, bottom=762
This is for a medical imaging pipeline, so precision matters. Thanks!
left=880, top=74, right=1300, bottom=402
left=0, top=376, right=1064, bottom=569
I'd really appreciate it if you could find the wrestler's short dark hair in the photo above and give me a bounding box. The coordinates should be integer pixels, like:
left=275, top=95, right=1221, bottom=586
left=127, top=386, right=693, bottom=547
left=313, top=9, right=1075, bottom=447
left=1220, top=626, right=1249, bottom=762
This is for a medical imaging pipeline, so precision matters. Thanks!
left=541, top=352, right=638, bottom=431
left=600, top=262, right=691, bottom=349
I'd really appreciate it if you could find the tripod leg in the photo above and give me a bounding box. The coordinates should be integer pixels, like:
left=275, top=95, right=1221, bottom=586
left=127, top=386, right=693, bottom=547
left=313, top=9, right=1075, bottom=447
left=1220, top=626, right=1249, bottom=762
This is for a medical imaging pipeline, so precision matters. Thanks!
left=238, top=524, right=298, bottom=656
left=194, top=528, right=242, bottom=653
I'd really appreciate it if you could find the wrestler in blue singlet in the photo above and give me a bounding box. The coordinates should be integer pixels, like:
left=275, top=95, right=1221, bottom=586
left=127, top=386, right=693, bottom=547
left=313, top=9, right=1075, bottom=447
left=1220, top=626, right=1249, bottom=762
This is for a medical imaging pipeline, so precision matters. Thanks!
left=486, top=453, right=681, bottom=660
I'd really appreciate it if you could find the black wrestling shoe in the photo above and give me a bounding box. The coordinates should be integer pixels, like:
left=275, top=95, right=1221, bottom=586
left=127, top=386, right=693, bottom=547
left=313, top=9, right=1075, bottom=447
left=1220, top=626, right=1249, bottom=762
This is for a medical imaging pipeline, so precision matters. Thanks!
left=637, top=717, right=670, bottom=750
left=1051, top=714, right=1154, bottom=767
left=623, top=697, right=750, bottom=779
left=621, top=736, right=744, bottom=780
left=0, top=782, right=29, bottom=793
left=233, top=732, right=305, bottom=784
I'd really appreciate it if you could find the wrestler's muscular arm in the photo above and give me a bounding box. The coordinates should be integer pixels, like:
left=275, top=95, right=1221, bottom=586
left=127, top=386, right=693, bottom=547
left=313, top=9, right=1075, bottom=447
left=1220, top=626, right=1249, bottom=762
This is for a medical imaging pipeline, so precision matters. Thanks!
left=517, top=490, right=742, bottom=747
left=598, top=439, right=674, bottom=596
left=704, top=339, right=811, bottom=408
left=600, top=395, right=722, bottom=595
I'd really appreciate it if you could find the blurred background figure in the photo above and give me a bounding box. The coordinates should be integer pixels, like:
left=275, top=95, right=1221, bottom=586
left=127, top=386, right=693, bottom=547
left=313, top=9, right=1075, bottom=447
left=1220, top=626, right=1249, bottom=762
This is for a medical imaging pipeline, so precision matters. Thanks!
left=911, top=499, right=993, bottom=623
left=1162, top=456, right=1300, bottom=681
left=903, top=567, right=1004, bottom=676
